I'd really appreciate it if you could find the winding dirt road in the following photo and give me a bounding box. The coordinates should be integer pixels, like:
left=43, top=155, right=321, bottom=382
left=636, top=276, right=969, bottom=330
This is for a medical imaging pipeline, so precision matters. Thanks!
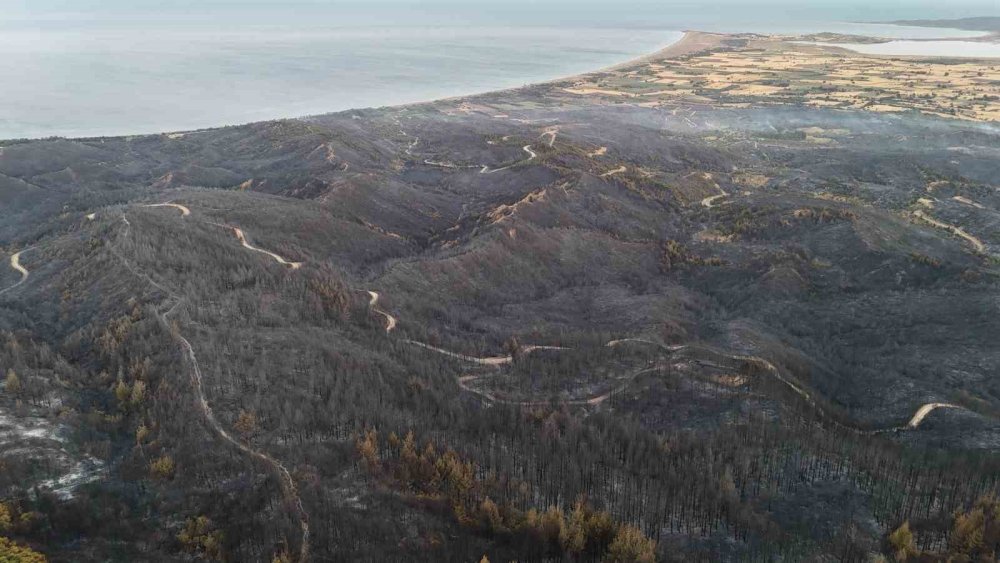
left=30, top=214, right=980, bottom=443
left=391, top=324, right=685, bottom=408
left=145, top=203, right=305, bottom=271
left=606, top=338, right=682, bottom=350
left=914, top=210, right=986, bottom=254
left=146, top=202, right=303, bottom=270
left=952, top=196, right=985, bottom=210
left=143, top=203, right=191, bottom=216
left=231, top=227, right=303, bottom=269
left=107, top=195, right=973, bottom=561
left=367, top=291, right=397, bottom=333
left=729, top=352, right=965, bottom=433
left=480, top=145, right=537, bottom=174
left=422, top=328, right=964, bottom=435
left=701, top=192, right=728, bottom=208
left=405, top=137, right=420, bottom=156
left=907, top=402, right=959, bottom=428
left=164, top=301, right=311, bottom=562
left=114, top=212, right=311, bottom=562
left=78, top=206, right=1000, bottom=466
left=600, top=166, right=627, bottom=178
left=0, top=249, right=32, bottom=296
left=401, top=340, right=517, bottom=365
left=401, top=339, right=569, bottom=366
left=422, top=145, right=538, bottom=174
left=731, top=353, right=820, bottom=411
left=422, top=159, right=471, bottom=169
left=540, top=129, right=558, bottom=148
left=392, top=314, right=968, bottom=434
left=457, top=365, right=666, bottom=407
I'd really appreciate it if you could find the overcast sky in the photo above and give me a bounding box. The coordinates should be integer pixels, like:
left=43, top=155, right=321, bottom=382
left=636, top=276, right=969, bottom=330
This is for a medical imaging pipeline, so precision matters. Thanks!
left=4, top=0, right=997, bottom=25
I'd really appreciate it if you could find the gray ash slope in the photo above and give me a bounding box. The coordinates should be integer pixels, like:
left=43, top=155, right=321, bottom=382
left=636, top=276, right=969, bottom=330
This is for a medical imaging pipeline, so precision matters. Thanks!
left=1, top=49, right=1000, bottom=561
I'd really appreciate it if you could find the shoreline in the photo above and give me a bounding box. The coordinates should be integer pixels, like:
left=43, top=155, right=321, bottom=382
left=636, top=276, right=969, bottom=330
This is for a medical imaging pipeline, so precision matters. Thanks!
left=386, top=30, right=719, bottom=111
left=2, top=26, right=993, bottom=144
left=556, top=30, right=728, bottom=80
left=0, top=30, right=705, bottom=144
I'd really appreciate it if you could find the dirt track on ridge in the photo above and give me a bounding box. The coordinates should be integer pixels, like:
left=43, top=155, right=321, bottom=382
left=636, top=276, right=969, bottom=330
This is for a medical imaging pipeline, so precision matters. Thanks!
left=367, top=291, right=397, bottom=332
left=231, top=227, right=303, bottom=269
left=116, top=210, right=311, bottom=561
left=0, top=249, right=32, bottom=296
left=143, top=202, right=191, bottom=216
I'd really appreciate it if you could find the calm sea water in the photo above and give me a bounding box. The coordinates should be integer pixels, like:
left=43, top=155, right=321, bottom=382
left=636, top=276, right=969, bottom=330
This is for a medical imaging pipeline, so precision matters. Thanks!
left=2, top=24, right=690, bottom=139
left=1, top=1, right=993, bottom=139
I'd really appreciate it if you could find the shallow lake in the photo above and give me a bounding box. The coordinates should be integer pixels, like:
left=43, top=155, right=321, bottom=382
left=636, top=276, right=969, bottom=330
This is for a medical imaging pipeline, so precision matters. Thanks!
left=819, top=40, right=1000, bottom=58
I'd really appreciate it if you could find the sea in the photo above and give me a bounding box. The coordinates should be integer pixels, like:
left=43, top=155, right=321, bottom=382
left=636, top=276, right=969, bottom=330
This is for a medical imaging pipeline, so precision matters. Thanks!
left=1, top=0, right=995, bottom=139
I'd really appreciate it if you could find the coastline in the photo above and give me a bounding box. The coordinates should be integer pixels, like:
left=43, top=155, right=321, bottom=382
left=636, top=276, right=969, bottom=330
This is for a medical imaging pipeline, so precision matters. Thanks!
left=0, top=29, right=689, bottom=143
left=2, top=25, right=994, bottom=143
left=0, top=30, right=700, bottom=143
left=557, top=30, right=727, bottom=79
left=387, top=30, right=714, bottom=111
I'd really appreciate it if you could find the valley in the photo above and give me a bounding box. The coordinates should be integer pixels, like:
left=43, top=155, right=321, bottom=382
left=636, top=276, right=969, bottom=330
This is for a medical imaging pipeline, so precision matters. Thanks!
left=1, top=28, right=999, bottom=562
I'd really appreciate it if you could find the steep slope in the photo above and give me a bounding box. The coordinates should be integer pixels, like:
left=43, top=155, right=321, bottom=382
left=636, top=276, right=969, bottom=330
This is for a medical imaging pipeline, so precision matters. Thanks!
left=1, top=33, right=999, bottom=562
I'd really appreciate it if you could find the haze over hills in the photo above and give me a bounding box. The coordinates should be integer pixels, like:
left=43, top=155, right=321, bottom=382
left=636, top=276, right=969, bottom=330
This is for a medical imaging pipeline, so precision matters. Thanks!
left=1, top=11, right=1000, bottom=563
